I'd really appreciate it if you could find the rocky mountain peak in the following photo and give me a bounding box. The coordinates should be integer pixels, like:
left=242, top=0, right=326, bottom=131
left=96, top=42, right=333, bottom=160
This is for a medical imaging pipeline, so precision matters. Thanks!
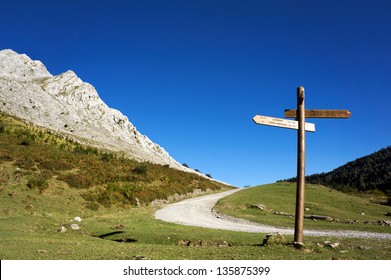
left=0, top=49, right=52, bottom=81
left=0, top=49, right=189, bottom=172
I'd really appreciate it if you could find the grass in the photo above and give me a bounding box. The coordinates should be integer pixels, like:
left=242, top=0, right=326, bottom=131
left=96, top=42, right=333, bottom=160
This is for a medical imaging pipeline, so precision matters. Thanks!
left=1, top=112, right=391, bottom=259
left=1, top=172, right=391, bottom=260
left=1, top=181, right=391, bottom=260
left=214, top=182, right=391, bottom=233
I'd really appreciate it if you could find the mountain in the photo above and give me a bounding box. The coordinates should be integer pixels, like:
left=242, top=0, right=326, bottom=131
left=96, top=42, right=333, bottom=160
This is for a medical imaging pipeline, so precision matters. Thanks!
left=282, top=147, right=391, bottom=202
left=0, top=49, right=188, bottom=172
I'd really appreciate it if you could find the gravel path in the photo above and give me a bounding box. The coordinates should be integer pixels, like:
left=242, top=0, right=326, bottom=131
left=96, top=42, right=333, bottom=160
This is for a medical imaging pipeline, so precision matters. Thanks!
left=155, top=189, right=391, bottom=239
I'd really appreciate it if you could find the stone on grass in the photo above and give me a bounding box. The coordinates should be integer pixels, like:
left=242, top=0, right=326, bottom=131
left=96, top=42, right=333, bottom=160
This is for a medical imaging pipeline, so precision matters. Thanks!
left=57, top=226, right=67, bottom=233
left=70, top=224, right=80, bottom=230
left=262, top=233, right=285, bottom=246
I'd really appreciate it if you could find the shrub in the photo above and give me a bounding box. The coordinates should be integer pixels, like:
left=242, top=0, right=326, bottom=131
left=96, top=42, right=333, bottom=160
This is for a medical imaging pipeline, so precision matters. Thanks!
left=27, top=176, right=49, bottom=193
left=60, top=173, right=94, bottom=189
left=133, top=165, right=148, bottom=175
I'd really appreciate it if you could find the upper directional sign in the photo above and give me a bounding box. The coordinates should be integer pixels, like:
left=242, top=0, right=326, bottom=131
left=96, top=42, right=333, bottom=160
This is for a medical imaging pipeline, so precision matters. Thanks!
left=284, top=109, right=352, bottom=119
left=253, top=115, right=315, bottom=132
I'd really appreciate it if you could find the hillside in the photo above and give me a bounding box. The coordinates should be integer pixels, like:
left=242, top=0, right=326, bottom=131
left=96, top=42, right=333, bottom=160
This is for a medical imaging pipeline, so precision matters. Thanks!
left=215, top=183, right=391, bottom=233
left=282, top=147, right=391, bottom=203
left=0, top=49, right=190, bottom=172
left=0, top=112, right=231, bottom=209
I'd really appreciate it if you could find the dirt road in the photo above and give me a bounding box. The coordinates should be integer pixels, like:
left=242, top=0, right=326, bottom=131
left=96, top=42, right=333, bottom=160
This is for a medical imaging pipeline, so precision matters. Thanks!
left=155, top=189, right=391, bottom=239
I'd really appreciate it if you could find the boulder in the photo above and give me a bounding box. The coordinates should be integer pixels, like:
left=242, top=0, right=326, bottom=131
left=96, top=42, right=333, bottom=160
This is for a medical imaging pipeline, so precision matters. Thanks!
left=250, top=204, right=265, bottom=210
left=57, top=226, right=67, bottom=233
left=70, top=224, right=80, bottom=230
left=262, top=233, right=285, bottom=246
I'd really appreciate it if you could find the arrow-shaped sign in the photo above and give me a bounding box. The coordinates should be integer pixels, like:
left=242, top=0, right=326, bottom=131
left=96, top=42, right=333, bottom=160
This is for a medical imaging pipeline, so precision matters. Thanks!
left=284, top=109, right=352, bottom=119
left=253, top=115, right=315, bottom=132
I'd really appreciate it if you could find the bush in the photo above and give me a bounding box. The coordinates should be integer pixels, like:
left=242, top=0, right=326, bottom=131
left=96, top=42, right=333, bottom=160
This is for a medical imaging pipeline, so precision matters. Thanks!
left=27, top=176, right=49, bottom=193
left=60, top=173, right=94, bottom=189
left=133, top=165, right=148, bottom=175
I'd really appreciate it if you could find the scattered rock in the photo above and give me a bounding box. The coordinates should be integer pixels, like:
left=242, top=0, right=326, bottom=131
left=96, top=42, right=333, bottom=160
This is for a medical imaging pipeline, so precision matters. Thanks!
left=57, top=226, right=67, bottom=233
left=357, top=245, right=372, bottom=250
left=70, top=224, right=80, bottom=230
left=74, top=216, right=82, bottom=222
left=250, top=204, right=265, bottom=210
left=320, top=241, right=340, bottom=249
left=364, top=220, right=391, bottom=226
left=304, top=214, right=333, bottom=221
left=177, top=239, right=231, bottom=247
left=217, top=241, right=230, bottom=247
left=293, top=242, right=306, bottom=249
left=135, top=198, right=141, bottom=208
left=133, top=255, right=147, bottom=260
left=327, top=242, right=340, bottom=249
left=262, top=233, right=285, bottom=246
left=114, top=224, right=125, bottom=230
left=274, top=211, right=294, bottom=218
left=178, top=239, right=192, bottom=246
left=36, top=250, right=47, bottom=253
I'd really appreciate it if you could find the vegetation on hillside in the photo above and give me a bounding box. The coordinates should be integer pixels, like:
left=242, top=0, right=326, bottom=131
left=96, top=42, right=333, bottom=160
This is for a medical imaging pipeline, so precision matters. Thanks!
left=281, top=147, right=391, bottom=204
left=0, top=112, right=230, bottom=210
left=215, top=183, right=391, bottom=233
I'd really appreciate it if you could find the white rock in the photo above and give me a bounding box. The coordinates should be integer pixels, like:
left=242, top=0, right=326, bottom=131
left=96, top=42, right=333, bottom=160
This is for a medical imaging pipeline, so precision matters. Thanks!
left=70, top=224, right=80, bottom=230
left=74, top=217, right=82, bottom=222
left=57, top=226, right=67, bottom=233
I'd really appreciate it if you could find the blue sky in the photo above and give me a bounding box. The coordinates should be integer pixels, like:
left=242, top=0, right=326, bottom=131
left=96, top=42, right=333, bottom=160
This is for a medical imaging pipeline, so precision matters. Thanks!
left=1, top=0, right=390, bottom=187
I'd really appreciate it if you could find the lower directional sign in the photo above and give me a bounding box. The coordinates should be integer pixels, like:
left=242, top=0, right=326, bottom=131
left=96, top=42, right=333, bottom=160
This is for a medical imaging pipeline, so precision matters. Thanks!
left=253, top=115, right=315, bottom=132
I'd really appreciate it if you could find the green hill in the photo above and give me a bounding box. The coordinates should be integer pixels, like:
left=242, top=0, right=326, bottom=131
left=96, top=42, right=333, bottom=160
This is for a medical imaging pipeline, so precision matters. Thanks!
left=215, top=183, right=391, bottom=233
left=0, top=112, right=230, bottom=209
left=282, top=147, right=391, bottom=204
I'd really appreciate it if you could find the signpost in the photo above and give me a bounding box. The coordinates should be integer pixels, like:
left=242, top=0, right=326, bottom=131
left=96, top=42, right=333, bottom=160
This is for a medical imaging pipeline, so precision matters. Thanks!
left=253, top=86, right=351, bottom=245
left=284, top=109, right=351, bottom=119
left=252, top=115, right=315, bottom=132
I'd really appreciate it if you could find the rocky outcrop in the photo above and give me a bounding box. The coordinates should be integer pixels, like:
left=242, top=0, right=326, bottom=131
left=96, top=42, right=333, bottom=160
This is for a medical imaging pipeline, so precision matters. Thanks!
left=0, top=49, right=187, bottom=170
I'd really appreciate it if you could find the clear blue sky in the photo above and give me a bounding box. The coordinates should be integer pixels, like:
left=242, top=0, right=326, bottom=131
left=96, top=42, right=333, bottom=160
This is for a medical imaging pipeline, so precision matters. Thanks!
left=1, top=0, right=390, bottom=187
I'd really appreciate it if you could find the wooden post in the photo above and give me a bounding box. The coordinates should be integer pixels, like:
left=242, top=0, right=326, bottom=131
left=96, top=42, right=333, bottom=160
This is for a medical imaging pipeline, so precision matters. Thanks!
left=294, top=86, right=306, bottom=244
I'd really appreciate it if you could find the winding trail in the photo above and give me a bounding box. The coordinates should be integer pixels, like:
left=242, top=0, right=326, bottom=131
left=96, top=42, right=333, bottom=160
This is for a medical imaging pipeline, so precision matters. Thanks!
left=155, top=189, right=391, bottom=239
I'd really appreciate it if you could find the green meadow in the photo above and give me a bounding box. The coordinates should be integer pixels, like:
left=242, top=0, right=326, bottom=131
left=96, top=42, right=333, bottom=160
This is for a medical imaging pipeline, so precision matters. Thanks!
left=1, top=112, right=391, bottom=259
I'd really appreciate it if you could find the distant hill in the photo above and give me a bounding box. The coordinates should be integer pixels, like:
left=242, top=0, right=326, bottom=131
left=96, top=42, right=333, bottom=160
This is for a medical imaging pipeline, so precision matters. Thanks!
left=282, top=147, right=391, bottom=203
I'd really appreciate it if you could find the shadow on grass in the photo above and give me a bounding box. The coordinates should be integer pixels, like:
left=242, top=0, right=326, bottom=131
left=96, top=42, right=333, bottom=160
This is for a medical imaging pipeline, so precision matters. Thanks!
left=95, top=231, right=138, bottom=243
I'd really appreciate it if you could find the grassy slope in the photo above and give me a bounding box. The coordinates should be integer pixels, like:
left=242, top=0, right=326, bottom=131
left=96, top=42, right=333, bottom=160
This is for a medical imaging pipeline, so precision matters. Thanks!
left=215, top=183, right=391, bottom=233
left=1, top=113, right=391, bottom=259
left=1, top=183, right=391, bottom=260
